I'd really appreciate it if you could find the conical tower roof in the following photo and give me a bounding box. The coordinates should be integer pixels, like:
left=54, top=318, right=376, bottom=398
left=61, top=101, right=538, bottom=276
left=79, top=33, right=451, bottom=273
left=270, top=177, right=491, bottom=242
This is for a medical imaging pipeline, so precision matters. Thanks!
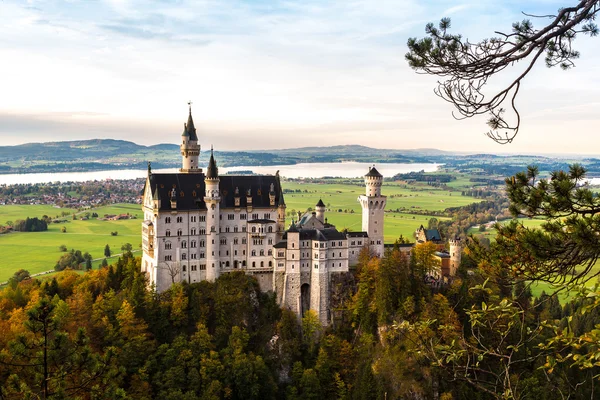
left=186, top=105, right=198, bottom=141
left=316, top=199, right=325, bottom=208
left=206, top=147, right=218, bottom=179
left=365, top=166, right=383, bottom=178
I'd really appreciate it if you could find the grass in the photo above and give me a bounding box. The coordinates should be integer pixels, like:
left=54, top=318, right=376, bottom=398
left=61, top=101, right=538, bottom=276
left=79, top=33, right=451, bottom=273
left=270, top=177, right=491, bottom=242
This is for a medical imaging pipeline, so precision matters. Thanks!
left=0, top=203, right=143, bottom=282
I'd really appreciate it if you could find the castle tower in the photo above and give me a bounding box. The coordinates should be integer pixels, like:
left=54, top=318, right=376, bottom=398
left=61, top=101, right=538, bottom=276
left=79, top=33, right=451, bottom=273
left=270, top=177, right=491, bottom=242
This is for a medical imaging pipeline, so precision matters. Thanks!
left=276, top=176, right=286, bottom=242
left=358, top=166, right=386, bottom=257
left=180, top=103, right=202, bottom=174
left=204, top=148, right=220, bottom=281
left=315, top=199, right=326, bottom=223
left=449, top=237, right=462, bottom=277
left=284, top=223, right=302, bottom=316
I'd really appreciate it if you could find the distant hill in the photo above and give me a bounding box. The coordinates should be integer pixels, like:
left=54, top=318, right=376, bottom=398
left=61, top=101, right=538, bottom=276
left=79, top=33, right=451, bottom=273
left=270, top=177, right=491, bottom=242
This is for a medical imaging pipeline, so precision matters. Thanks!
left=0, top=139, right=449, bottom=174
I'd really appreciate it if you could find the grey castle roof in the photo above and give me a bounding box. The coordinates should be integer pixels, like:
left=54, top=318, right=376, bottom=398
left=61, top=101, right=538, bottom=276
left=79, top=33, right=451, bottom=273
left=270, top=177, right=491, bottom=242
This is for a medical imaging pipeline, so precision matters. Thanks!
left=365, top=166, right=383, bottom=178
left=316, top=199, right=325, bottom=207
left=206, top=149, right=218, bottom=179
left=182, top=108, right=198, bottom=141
left=282, top=227, right=347, bottom=242
left=346, top=231, right=369, bottom=237
left=146, top=173, right=283, bottom=211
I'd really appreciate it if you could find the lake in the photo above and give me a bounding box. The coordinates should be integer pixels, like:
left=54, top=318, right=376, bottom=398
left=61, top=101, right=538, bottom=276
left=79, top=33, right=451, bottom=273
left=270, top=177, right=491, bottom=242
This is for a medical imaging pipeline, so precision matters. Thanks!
left=0, top=162, right=442, bottom=185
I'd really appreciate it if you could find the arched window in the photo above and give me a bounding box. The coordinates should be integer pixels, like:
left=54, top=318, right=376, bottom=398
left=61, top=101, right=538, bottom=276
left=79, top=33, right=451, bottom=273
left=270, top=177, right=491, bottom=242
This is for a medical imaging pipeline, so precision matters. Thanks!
left=242, top=260, right=246, bottom=267
left=181, top=241, right=187, bottom=248
left=166, top=230, right=171, bottom=237
left=226, top=261, right=230, bottom=267
left=268, top=249, right=272, bottom=256
left=165, top=241, right=172, bottom=250
left=182, top=265, right=187, bottom=271
left=261, top=261, right=264, bottom=267
left=191, top=240, right=196, bottom=248
left=252, top=250, right=256, bottom=256
left=252, top=261, right=256, bottom=268
left=177, top=229, right=182, bottom=236
left=268, top=226, right=273, bottom=233
left=252, top=226, right=256, bottom=233
left=260, top=249, right=264, bottom=256
left=268, top=261, right=272, bottom=267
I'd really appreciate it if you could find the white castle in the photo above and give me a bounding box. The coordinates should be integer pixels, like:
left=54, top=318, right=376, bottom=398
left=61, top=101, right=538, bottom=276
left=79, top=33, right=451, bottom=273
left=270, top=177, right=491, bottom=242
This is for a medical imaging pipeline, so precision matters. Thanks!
left=141, top=106, right=386, bottom=324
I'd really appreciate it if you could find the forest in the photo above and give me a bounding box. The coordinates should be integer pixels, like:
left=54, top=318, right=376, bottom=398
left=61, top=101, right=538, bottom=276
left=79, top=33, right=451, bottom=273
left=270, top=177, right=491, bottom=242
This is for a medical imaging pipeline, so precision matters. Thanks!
left=1, top=230, right=600, bottom=400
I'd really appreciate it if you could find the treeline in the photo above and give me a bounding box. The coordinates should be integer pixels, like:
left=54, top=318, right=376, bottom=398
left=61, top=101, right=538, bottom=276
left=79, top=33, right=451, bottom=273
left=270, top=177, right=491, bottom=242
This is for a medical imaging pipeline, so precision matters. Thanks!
left=12, top=217, right=48, bottom=232
left=437, top=198, right=511, bottom=239
left=392, top=171, right=455, bottom=182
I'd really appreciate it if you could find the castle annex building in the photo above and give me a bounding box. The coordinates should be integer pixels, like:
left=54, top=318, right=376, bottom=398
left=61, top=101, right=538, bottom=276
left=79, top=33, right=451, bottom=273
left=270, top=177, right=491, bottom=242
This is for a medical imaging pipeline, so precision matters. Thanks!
left=141, top=107, right=386, bottom=324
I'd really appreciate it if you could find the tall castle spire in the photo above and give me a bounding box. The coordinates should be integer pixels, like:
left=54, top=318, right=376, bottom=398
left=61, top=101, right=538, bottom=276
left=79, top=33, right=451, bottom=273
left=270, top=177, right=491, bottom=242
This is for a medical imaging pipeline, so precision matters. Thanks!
left=206, top=146, right=218, bottom=179
left=180, top=101, right=201, bottom=173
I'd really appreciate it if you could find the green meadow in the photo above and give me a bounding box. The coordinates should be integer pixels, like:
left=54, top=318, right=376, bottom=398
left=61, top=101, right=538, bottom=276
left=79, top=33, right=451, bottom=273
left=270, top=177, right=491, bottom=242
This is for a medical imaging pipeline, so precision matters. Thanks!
left=0, top=204, right=143, bottom=282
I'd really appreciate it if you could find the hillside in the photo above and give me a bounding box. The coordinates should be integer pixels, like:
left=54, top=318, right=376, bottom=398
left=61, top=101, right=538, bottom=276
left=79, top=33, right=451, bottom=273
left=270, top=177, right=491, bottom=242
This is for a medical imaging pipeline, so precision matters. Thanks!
left=0, top=139, right=441, bottom=174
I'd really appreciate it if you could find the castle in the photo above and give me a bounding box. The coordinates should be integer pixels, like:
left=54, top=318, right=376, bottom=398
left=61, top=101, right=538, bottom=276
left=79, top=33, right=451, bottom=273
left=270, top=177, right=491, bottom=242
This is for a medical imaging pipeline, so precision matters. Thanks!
left=140, top=106, right=386, bottom=324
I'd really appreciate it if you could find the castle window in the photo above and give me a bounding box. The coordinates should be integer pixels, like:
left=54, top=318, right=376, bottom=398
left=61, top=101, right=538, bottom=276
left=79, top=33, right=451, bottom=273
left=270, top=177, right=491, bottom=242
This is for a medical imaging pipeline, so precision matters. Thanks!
left=228, top=214, right=234, bottom=220
left=177, top=229, right=182, bottom=236
left=252, top=213, right=259, bottom=220
left=182, top=265, right=186, bottom=271
left=268, top=226, right=273, bottom=233
left=219, top=214, right=222, bottom=220
left=165, top=242, right=172, bottom=250
left=261, top=261, right=264, bottom=267
left=314, top=264, right=318, bottom=269
left=200, top=252, right=205, bottom=258
left=191, top=228, right=196, bottom=235
left=242, top=260, right=246, bottom=267
left=278, top=252, right=284, bottom=257
left=292, top=254, right=295, bottom=259
left=268, top=249, right=272, bottom=256
left=358, top=241, right=362, bottom=245
left=200, top=240, right=205, bottom=247
left=181, top=253, right=186, bottom=260
left=252, top=250, right=256, bottom=256
left=177, top=216, right=183, bottom=223
left=191, top=265, right=197, bottom=271
left=339, top=241, right=343, bottom=246
left=166, top=230, right=171, bottom=237
left=339, top=263, right=342, bottom=267
left=165, top=217, right=171, bottom=223
left=269, top=261, right=272, bottom=267
left=191, top=216, right=197, bottom=222
left=234, top=238, right=239, bottom=245
left=252, top=261, right=256, bottom=268
left=226, top=261, right=230, bottom=267
left=339, top=252, right=342, bottom=257
left=225, top=227, right=230, bottom=233
left=332, top=242, right=335, bottom=247
left=242, top=238, right=247, bottom=244
left=200, top=264, right=206, bottom=270
left=234, top=250, right=237, bottom=255
left=314, top=254, right=318, bottom=259
left=242, top=226, right=246, bottom=232
left=191, top=254, right=197, bottom=259
left=234, top=226, right=238, bottom=232
left=191, top=240, right=196, bottom=248
left=264, top=213, right=270, bottom=219
left=260, top=250, right=264, bottom=256
left=220, top=238, right=227, bottom=245
left=199, top=216, right=206, bottom=222
left=252, top=226, right=256, bottom=233
left=240, top=214, right=247, bottom=220
left=164, top=255, right=172, bottom=261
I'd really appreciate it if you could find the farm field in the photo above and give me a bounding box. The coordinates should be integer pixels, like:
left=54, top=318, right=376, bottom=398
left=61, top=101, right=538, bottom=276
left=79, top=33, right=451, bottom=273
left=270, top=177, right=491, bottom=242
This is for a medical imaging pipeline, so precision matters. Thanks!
left=0, top=203, right=142, bottom=282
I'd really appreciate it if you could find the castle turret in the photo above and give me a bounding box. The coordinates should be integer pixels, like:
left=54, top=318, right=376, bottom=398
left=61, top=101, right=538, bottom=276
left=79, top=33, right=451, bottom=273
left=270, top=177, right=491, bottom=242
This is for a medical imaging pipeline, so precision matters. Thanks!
left=315, top=199, right=326, bottom=223
left=449, top=237, right=462, bottom=277
left=180, top=103, right=202, bottom=174
left=204, top=147, right=220, bottom=281
left=358, top=166, right=386, bottom=257
left=276, top=173, right=286, bottom=241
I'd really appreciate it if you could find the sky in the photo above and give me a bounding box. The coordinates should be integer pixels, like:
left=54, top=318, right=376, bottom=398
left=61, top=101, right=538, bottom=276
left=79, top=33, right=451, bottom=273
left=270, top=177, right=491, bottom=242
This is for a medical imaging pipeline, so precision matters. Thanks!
left=1, top=0, right=599, bottom=155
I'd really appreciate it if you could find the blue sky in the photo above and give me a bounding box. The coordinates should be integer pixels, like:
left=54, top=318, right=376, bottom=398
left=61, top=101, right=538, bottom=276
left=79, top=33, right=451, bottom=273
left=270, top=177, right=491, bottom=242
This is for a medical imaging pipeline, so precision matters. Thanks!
left=0, top=0, right=598, bottom=154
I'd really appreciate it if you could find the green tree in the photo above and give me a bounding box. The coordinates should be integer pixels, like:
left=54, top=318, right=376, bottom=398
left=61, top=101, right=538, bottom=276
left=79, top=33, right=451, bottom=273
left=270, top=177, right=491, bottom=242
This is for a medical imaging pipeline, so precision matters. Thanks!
left=104, top=244, right=111, bottom=258
left=121, top=243, right=133, bottom=253
left=0, top=298, right=118, bottom=399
